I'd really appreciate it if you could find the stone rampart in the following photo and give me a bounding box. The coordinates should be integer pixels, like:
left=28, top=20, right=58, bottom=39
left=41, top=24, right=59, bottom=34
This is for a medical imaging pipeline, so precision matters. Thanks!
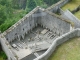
left=61, top=10, right=80, bottom=28
left=34, top=28, right=80, bottom=60
left=0, top=35, right=17, bottom=60
left=0, top=7, right=72, bottom=60
left=46, top=0, right=70, bottom=13
left=2, top=7, right=71, bottom=43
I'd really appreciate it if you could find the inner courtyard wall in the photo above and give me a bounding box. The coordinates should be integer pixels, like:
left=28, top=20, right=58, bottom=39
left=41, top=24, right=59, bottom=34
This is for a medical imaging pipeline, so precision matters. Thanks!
left=0, top=6, right=72, bottom=60
left=38, top=9, right=70, bottom=35
left=4, top=7, right=39, bottom=43
left=3, top=7, right=71, bottom=43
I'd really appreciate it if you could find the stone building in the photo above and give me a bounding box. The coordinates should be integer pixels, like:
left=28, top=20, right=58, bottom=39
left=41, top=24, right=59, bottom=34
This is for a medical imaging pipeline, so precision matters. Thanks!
left=0, top=0, right=80, bottom=60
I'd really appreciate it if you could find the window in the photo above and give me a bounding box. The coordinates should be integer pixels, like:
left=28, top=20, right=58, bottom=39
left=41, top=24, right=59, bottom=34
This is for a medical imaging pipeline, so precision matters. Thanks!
left=23, top=28, right=24, bottom=31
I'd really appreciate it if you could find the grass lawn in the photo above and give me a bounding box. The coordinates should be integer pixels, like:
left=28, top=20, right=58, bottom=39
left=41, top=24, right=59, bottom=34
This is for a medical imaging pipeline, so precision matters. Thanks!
left=62, top=0, right=80, bottom=20
left=62, top=0, right=80, bottom=11
left=0, top=51, right=7, bottom=60
left=0, top=57, right=3, bottom=60
left=74, top=11, right=80, bottom=20
left=48, top=37, right=80, bottom=60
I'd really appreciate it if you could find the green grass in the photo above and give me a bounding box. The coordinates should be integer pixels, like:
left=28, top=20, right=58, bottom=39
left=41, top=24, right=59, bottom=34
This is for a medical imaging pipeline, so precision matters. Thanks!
left=48, top=37, right=80, bottom=60
left=0, top=57, right=3, bottom=60
left=62, top=0, right=80, bottom=20
left=0, top=51, right=7, bottom=60
left=62, top=0, right=80, bottom=11
left=74, top=11, right=80, bottom=20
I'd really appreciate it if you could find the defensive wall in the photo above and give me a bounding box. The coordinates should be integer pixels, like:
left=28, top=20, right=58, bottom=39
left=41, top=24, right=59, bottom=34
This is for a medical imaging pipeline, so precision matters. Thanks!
left=0, top=7, right=39, bottom=60
left=34, top=28, right=80, bottom=60
left=2, top=7, right=71, bottom=43
left=0, top=0, right=78, bottom=60
left=0, top=6, right=73, bottom=60
left=0, top=35, right=17, bottom=60
left=60, top=9, right=80, bottom=28
left=46, top=0, right=70, bottom=13
left=46, top=0, right=80, bottom=29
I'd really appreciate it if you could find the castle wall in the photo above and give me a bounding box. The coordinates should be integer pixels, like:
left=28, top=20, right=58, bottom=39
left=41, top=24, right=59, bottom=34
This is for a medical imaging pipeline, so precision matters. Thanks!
left=47, top=0, right=70, bottom=13
left=0, top=36, right=17, bottom=60
left=61, top=10, right=80, bottom=28
left=34, top=28, right=80, bottom=60
left=0, top=7, right=40, bottom=60
left=0, top=7, right=72, bottom=60
left=4, top=7, right=39, bottom=43
left=4, top=7, right=71, bottom=43
left=38, top=9, right=70, bottom=35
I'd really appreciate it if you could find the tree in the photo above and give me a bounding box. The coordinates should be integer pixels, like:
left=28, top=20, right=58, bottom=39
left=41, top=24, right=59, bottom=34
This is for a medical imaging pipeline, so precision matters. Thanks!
left=43, top=0, right=60, bottom=6
left=0, top=5, right=6, bottom=25
left=26, top=0, right=36, bottom=12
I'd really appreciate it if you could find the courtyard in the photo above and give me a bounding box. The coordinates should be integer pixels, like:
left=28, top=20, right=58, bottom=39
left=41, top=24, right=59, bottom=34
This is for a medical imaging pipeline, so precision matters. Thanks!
left=10, top=25, right=58, bottom=60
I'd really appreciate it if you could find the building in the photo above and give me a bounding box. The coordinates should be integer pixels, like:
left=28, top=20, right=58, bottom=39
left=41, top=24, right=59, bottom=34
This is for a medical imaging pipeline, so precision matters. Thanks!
left=0, top=0, right=80, bottom=60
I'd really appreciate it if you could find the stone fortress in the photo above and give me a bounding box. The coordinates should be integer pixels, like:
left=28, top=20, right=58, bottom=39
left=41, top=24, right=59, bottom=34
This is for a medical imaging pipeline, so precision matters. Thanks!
left=0, top=0, right=80, bottom=60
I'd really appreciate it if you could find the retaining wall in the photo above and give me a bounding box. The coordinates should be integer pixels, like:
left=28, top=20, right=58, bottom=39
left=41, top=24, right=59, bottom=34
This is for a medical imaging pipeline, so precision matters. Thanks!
left=34, top=28, right=80, bottom=60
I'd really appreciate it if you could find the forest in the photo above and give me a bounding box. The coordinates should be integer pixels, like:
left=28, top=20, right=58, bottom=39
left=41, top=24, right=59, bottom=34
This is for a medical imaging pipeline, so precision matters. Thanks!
left=0, top=0, right=60, bottom=32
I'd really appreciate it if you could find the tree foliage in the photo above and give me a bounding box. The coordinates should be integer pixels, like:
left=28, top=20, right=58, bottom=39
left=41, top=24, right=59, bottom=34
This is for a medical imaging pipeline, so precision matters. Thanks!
left=43, top=0, right=60, bottom=6
left=0, top=5, right=6, bottom=25
left=0, top=0, right=60, bottom=32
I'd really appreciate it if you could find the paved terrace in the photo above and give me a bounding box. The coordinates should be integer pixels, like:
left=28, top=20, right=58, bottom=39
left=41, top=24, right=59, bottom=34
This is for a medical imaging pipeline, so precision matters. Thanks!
left=10, top=25, right=59, bottom=60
